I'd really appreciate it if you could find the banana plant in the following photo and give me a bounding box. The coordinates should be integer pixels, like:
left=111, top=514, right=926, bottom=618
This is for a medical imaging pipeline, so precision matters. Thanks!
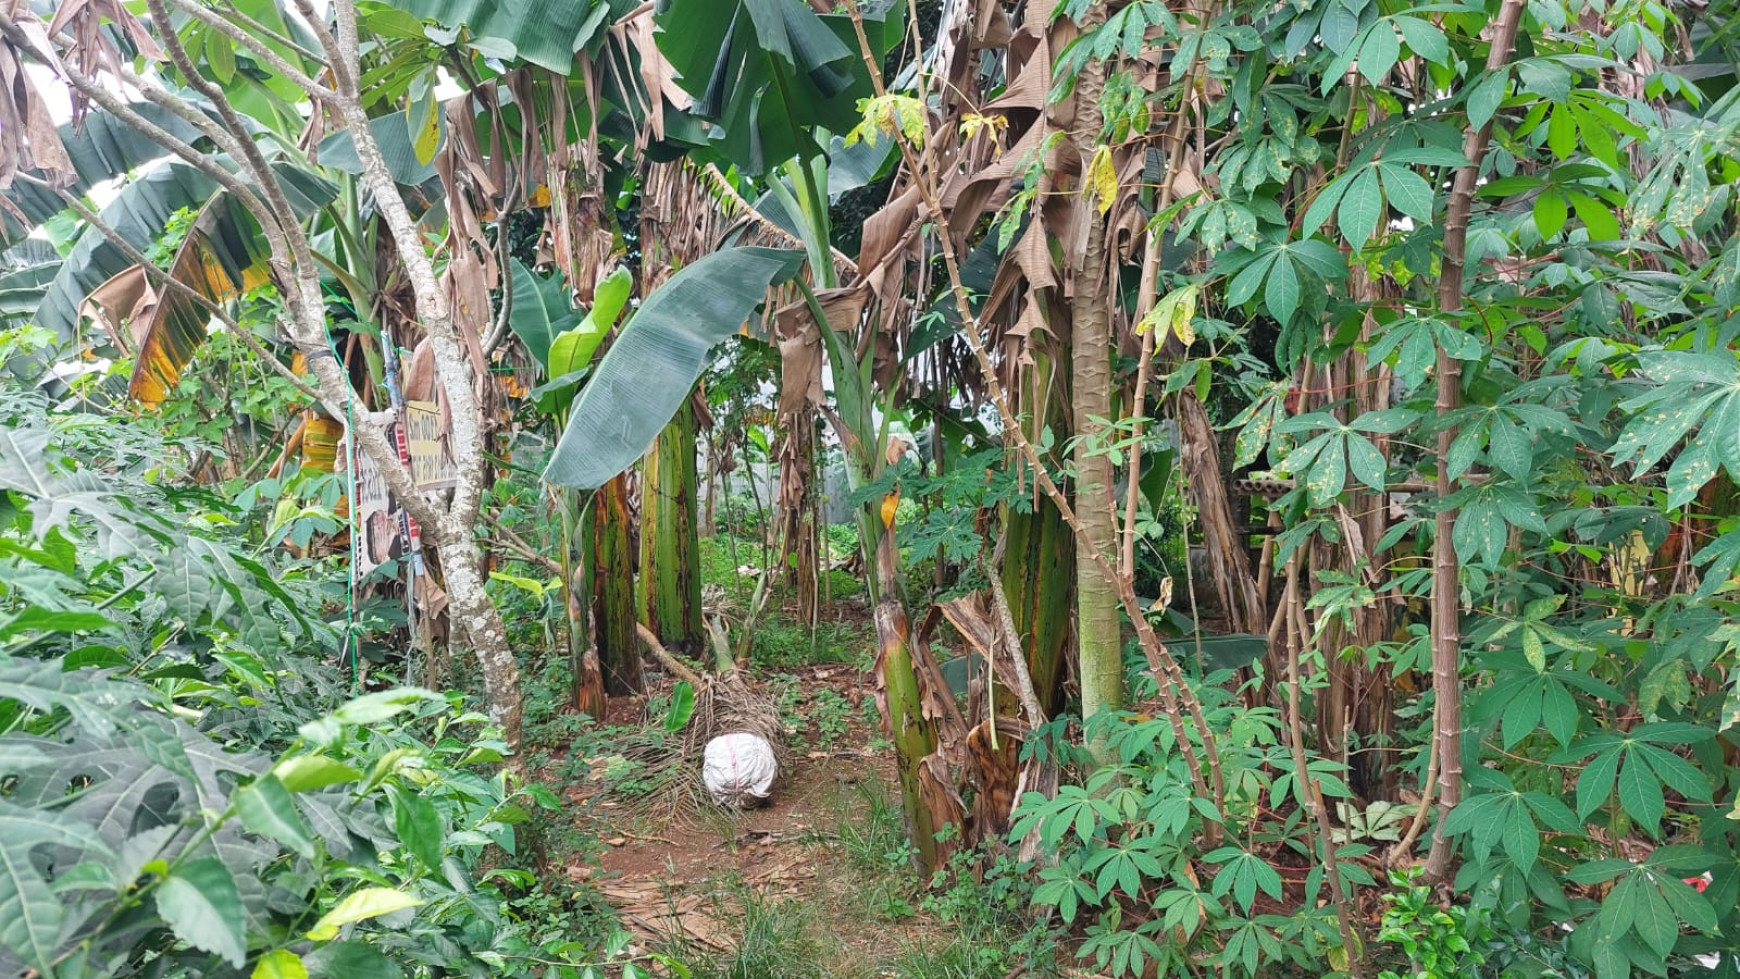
left=652, top=0, right=904, bottom=175
left=508, top=259, right=631, bottom=715
left=541, top=246, right=804, bottom=490
left=766, top=144, right=953, bottom=871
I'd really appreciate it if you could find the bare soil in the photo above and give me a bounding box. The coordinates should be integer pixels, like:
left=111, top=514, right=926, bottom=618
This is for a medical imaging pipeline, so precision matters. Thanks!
left=547, top=663, right=943, bottom=970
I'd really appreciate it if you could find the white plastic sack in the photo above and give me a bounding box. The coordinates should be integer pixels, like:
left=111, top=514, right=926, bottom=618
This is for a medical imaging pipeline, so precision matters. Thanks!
left=702, top=732, right=777, bottom=808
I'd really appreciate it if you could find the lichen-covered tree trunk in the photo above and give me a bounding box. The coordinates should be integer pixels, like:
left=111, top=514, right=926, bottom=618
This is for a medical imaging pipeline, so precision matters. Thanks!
left=588, top=473, right=641, bottom=695
left=437, top=537, right=524, bottom=753
left=640, top=399, right=704, bottom=653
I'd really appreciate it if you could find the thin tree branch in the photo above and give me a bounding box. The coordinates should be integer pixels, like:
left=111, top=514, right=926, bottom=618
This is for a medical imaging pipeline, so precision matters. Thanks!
left=147, top=0, right=320, bottom=283
left=483, top=510, right=562, bottom=574
left=161, top=0, right=336, bottom=100
left=987, top=531, right=1047, bottom=729
left=0, top=13, right=282, bottom=243
left=1424, top=0, right=1530, bottom=883
left=483, top=178, right=524, bottom=355
left=285, top=0, right=354, bottom=93
left=213, top=0, right=330, bottom=65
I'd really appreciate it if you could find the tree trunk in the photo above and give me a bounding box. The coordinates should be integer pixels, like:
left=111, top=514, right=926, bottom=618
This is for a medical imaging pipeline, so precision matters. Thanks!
left=640, top=399, right=704, bottom=653
left=589, top=473, right=641, bottom=696
left=1066, top=50, right=1122, bottom=738
left=436, top=536, right=523, bottom=756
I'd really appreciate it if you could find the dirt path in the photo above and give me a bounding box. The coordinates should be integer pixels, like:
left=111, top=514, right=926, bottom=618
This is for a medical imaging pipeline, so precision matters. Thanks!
left=558, top=665, right=934, bottom=970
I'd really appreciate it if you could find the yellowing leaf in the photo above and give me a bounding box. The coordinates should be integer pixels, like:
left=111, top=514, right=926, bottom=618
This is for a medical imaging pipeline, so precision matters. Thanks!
left=880, top=491, right=900, bottom=530
left=1135, top=283, right=1200, bottom=347
left=408, top=89, right=440, bottom=166
left=252, top=950, right=309, bottom=979
left=306, top=888, right=425, bottom=941
left=849, top=94, right=927, bottom=149
left=959, top=112, right=1008, bottom=151
left=1086, top=144, right=1117, bottom=216
left=1523, top=627, right=1546, bottom=673
left=120, top=200, right=252, bottom=403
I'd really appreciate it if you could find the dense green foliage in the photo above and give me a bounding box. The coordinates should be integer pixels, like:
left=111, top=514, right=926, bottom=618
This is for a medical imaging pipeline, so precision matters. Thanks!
left=10, top=0, right=1740, bottom=976
left=0, top=395, right=663, bottom=977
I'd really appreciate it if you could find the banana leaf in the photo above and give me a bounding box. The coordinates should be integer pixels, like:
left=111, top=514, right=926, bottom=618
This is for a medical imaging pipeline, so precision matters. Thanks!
left=123, top=194, right=274, bottom=403
left=316, top=112, right=444, bottom=187
left=0, top=102, right=204, bottom=250
left=0, top=242, right=58, bottom=331
left=653, top=0, right=905, bottom=174
left=33, top=160, right=334, bottom=346
left=542, top=246, right=803, bottom=489
left=383, top=0, right=631, bottom=73
left=539, top=268, right=631, bottom=414
left=506, top=258, right=583, bottom=370
left=741, top=135, right=896, bottom=241
left=510, top=263, right=632, bottom=417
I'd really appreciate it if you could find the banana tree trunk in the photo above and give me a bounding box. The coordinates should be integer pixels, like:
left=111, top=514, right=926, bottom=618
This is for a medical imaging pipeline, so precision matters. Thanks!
left=776, top=417, right=821, bottom=626
left=588, top=472, right=641, bottom=695
left=640, top=398, right=704, bottom=653
left=1064, top=227, right=1120, bottom=719
left=561, top=489, right=606, bottom=719
left=1003, top=500, right=1075, bottom=714
left=1067, top=50, right=1124, bottom=740
left=867, top=510, right=943, bottom=872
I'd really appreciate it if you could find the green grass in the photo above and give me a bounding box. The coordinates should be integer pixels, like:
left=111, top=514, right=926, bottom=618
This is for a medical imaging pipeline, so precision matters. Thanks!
left=885, top=934, right=1029, bottom=979
left=833, top=781, right=914, bottom=879
left=665, top=885, right=831, bottom=979
left=749, top=618, right=872, bottom=669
